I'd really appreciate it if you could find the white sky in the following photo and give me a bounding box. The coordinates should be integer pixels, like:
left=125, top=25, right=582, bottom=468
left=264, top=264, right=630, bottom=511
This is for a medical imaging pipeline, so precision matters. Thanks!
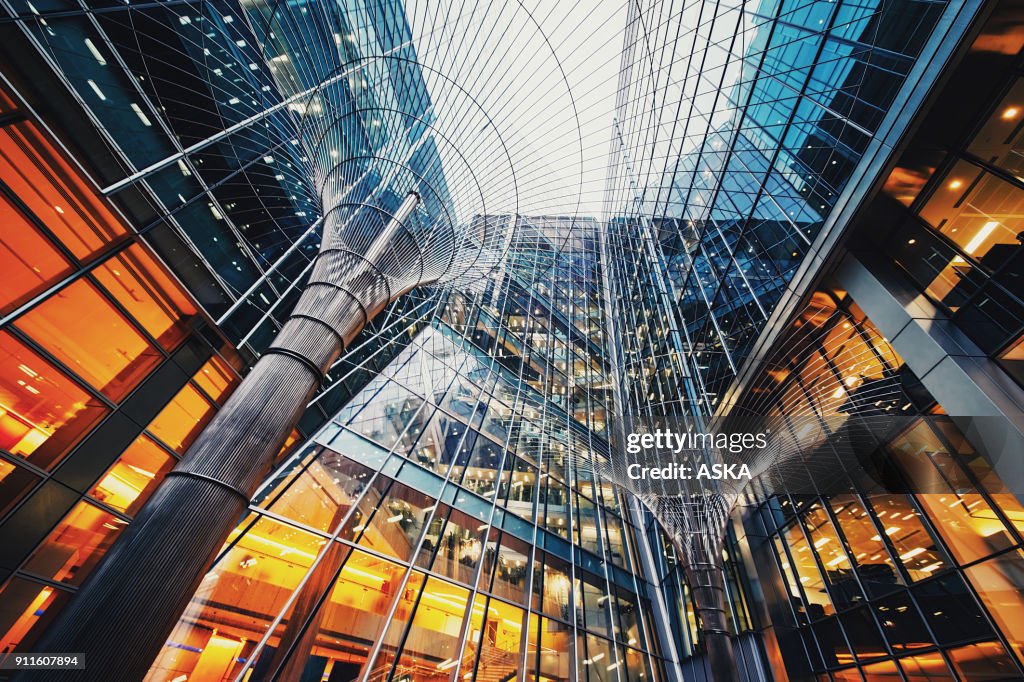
left=404, top=0, right=629, bottom=220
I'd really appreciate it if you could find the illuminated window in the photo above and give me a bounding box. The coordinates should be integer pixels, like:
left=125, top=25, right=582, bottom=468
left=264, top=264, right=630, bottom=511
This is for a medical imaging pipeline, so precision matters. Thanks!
left=21, top=500, right=125, bottom=585
left=0, top=193, right=72, bottom=312
left=0, top=331, right=107, bottom=468
left=946, top=640, right=1022, bottom=680
left=422, top=507, right=486, bottom=586
left=261, top=450, right=372, bottom=533
left=897, top=652, right=954, bottom=680
left=963, top=550, right=1024, bottom=664
left=92, top=245, right=197, bottom=351
left=535, top=614, right=573, bottom=681
left=390, top=576, right=471, bottom=679
left=480, top=530, right=529, bottom=603
left=862, top=493, right=949, bottom=581
left=0, top=123, right=126, bottom=259
left=919, top=161, right=1022, bottom=266
left=782, top=523, right=834, bottom=618
left=14, top=279, right=162, bottom=401
left=335, top=557, right=423, bottom=675
left=148, top=515, right=323, bottom=682
left=146, top=383, right=215, bottom=454
left=967, top=77, right=1024, bottom=178
left=802, top=503, right=861, bottom=608
left=349, top=480, right=431, bottom=562
left=536, top=553, right=572, bottom=618
left=88, top=434, right=174, bottom=516
left=191, top=355, right=237, bottom=402
left=0, top=578, right=70, bottom=654
left=888, top=421, right=1014, bottom=564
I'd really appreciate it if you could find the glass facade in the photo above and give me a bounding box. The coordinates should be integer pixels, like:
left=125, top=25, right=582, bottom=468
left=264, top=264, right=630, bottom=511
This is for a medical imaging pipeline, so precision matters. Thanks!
left=0, top=83, right=245, bottom=653
left=1, top=0, right=1023, bottom=680
left=147, top=216, right=668, bottom=682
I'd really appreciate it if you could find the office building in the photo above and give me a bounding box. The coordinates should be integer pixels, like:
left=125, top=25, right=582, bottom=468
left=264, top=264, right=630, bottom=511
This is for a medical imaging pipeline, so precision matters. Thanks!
left=0, top=0, right=1022, bottom=680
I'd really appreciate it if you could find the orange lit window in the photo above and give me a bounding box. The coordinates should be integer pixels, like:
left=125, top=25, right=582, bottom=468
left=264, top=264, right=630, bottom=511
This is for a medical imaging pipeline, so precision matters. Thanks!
left=0, top=193, right=72, bottom=312
left=0, top=331, right=107, bottom=469
left=14, top=279, right=162, bottom=401
left=946, top=640, right=1021, bottom=679
left=0, top=122, right=126, bottom=260
left=149, top=516, right=326, bottom=682
left=21, top=500, right=125, bottom=586
left=89, top=434, right=174, bottom=516
left=92, top=245, right=197, bottom=351
left=191, top=355, right=238, bottom=403
left=963, top=550, right=1024, bottom=664
left=0, top=578, right=70, bottom=653
left=919, top=161, right=1023, bottom=265
left=147, top=383, right=214, bottom=454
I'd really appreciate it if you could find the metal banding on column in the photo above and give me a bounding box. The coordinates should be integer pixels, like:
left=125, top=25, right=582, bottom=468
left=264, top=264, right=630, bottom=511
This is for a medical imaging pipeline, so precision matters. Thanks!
left=29, top=193, right=423, bottom=682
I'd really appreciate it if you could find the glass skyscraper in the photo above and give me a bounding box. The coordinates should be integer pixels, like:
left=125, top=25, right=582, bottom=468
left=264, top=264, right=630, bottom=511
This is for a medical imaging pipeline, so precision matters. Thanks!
left=0, top=0, right=1023, bottom=681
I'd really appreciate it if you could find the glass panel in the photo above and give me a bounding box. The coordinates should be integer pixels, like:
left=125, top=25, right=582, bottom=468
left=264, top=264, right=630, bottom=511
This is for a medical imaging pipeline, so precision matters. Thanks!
left=147, top=515, right=323, bottom=682
left=859, top=659, right=900, bottom=679
left=15, top=279, right=162, bottom=400
left=583, top=633, right=615, bottom=682
left=388, top=576, right=470, bottom=681
left=841, top=606, right=887, bottom=663
left=0, top=332, right=107, bottom=468
left=963, top=550, right=1024, bottom=663
left=863, top=493, right=949, bottom=581
left=88, top=434, right=174, bottom=516
left=486, top=531, right=530, bottom=604
left=363, top=569, right=426, bottom=679
left=262, top=450, right=373, bottom=533
left=933, top=419, right=1024, bottom=535
left=92, top=245, right=197, bottom=351
left=352, top=480, right=432, bottom=562
left=913, top=573, right=993, bottom=646
left=147, top=383, right=215, bottom=454
left=423, top=507, right=486, bottom=586
left=536, top=553, right=572, bottom=620
left=919, top=161, right=1023, bottom=268
left=968, top=76, right=1024, bottom=178
left=999, top=334, right=1024, bottom=387
left=0, top=193, right=72, bottom=312
left=946, top=640, right=1022, bottom=681
left=873, top=590, right=932, bottom=653
left=888, top=421, right=1015, bottom=564
left=21, top=500, right=125, bottom=585
left=192, top=355, right=237, bottom=403
left=897, top=651, right=955, bottom=680
left=803, top=502, right=862, bottom=611
left=579, top=571, right=612, bottom=636
left=538, top=615, right=572, bottom=682
left=783, top=522, right=834, bottom=618
left=0, top=578, right=71, bottom=654
left=474, top=597, right=524, bottom=679
left=0, top=122, right=126, bottom=260
left=458, top=593, right=488, bottom=678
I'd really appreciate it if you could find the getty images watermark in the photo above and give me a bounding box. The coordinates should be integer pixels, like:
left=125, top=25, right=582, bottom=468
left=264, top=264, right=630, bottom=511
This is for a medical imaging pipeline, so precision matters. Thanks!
left=623, top=427, right=768, bottom=481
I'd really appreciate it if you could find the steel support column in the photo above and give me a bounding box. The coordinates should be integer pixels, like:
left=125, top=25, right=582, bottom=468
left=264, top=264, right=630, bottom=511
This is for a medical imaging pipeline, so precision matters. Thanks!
left=29, top=193, right=422, bottom=682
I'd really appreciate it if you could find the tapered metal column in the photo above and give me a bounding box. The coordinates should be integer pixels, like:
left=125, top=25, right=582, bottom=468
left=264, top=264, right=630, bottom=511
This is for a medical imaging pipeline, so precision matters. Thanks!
left=30, top=193, right=421, bottom=682
left=684, top=550, right=739, bottom=681
left=647, top=495, right=742, bottom=681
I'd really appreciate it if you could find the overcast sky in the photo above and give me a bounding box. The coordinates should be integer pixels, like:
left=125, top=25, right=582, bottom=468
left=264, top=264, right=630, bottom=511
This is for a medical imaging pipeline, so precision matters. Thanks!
left=405, top=0, right=629, bottom=220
